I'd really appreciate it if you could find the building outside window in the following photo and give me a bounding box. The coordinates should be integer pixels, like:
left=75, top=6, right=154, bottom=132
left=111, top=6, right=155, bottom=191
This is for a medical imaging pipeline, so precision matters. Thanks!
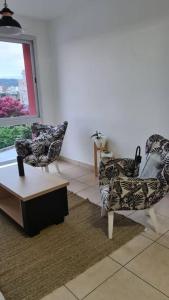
left=0, top=37, right=40, bottom=124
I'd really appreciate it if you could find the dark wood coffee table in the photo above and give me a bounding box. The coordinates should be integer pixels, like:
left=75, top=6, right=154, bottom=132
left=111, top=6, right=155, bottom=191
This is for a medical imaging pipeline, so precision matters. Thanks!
left=0, top=164, right=69, bottom=236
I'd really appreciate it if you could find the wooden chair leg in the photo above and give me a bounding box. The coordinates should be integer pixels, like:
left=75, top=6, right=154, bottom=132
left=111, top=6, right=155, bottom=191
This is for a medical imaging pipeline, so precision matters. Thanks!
left=148, top=207, right=159, bottom=233
left=108, top=211, right=114, bottom=239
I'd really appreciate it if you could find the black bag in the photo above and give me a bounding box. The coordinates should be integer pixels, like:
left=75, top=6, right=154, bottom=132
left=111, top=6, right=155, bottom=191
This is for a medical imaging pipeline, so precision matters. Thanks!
left=135, top=146, right=142, bottom=165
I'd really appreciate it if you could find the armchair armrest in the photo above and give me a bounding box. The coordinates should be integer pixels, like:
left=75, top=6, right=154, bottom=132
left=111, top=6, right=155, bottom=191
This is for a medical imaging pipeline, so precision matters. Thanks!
left=47, top=140, right=62, bottom=161
left=99, top=158, right=139, bottom=186
left=106, top=177, right=161, bottom=211
left=15, top=139, right=32, bottom=158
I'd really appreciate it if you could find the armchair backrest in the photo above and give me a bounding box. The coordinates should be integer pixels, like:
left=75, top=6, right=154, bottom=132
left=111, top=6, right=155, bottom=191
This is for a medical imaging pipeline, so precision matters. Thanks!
left=143, top=134, right=169, bottom=191
left=15, top=122, right=68, bottom=163
left=48, top=121, right=68, bottom=158
left=31, top=123, right=52, bottom=137
left=146, top=134, right=169, bottom=157
left=31, top=121, right=68, bottom=139
left=33, top=121, right=68, bottom=157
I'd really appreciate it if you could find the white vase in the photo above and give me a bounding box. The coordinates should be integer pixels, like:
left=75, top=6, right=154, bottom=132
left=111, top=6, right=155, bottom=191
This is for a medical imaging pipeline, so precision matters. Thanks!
left=94, top=138, right=102, bottom=148
left=94, top=136, right=107, bottom=148
left=101, top=136, right=107, bottom=148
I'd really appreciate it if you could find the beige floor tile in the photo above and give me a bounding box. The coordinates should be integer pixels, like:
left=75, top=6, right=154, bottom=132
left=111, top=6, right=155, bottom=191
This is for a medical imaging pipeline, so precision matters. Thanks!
left=157, top=231, right=169, bottom=249
left=53, top=286, right=77, bottom=300
left=67, top=179, right=89, bottom=193
left=66, top=257, right=121, bottom=299
left=116, top=210, right=134, bottom=217
left=141, top=228, right=164, bottom=241
left=155, top=194, right=169, bottom=218
left=109, top=234, right=153, bottom=265
left=129, top=210, right=169, bottom=240
left=126, top=243, right=169, bottom=296
left=60, top=165, right=91, bottom=179
left=50, top=161, right=74, bottom=172
left=78, top=173, right=99, bottom=186
left=41, top=286, right=77, bottom=300
left=40, top=292, right=56, bottom=300
left=84, top=268, right=168, bottom=300
left=77, top=186, right=101, bottom=206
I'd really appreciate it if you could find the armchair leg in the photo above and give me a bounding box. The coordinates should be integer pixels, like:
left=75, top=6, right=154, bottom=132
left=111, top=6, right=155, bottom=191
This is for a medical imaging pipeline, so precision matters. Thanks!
left=145, top=209, right=150, bottom=216
left=55, top=161, right=61, bottom=173
left=45, top=165, right=49, bottom=173
left=108, top=211, right=114, bottom=239
left=101, top=207, right=107, bottom=217
left=147, top=207, right=159, bottom=233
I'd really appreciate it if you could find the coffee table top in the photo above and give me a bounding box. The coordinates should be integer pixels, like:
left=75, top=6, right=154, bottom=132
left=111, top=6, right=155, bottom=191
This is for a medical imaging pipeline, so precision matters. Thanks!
left=0, top=164, right=69, bottom=201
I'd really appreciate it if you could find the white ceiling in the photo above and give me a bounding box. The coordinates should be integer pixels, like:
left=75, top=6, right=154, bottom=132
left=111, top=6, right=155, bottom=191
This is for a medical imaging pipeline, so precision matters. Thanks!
left=4, top=0, right=169, bottom=22
left=5, top=0, right=82, bottom=20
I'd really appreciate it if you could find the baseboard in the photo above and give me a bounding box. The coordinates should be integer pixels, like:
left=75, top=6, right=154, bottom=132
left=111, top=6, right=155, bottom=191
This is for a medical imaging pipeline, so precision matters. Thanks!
left=60, top=156, right=94, bottom=171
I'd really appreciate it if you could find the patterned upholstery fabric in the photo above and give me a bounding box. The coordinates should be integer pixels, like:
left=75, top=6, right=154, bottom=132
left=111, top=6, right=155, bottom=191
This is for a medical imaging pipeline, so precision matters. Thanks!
left=15, top=139, right=32, bottom=157
left=99, top=157, right=139, bottom=186
left=15, top=121, right=68, bottom=167
left=145, top=134, right=165, bottom=155
left=31, top=123, right=54, bottom=137
left=99, top=134, right=169, bottom=212
left=140, top=153, right=163, bottom=179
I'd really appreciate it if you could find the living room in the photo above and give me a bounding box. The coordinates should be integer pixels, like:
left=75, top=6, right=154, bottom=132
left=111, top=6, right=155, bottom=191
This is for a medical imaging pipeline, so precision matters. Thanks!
left=0, top=0, right=169, bottom=299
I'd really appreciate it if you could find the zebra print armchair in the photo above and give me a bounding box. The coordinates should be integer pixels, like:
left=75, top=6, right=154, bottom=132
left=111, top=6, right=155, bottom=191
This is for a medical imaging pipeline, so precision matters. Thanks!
left=99, top=134, right=169, bottom=238
left=15, top=121, right=68, bottom=171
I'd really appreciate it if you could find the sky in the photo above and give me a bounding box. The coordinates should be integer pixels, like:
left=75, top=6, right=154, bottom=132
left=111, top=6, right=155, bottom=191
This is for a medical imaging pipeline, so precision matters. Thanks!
left=0, top=41, right=25, bottom=79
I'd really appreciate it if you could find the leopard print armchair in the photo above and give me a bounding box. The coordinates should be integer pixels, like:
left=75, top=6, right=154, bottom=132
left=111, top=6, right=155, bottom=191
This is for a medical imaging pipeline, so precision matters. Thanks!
left=100, top=134, right=169, bottom=212
left=99, top=134, right=169, bottom=239
left=15, top=121, right=68, bottom=168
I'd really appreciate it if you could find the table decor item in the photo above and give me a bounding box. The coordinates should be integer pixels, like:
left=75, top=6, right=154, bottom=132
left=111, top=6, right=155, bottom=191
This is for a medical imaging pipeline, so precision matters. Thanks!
left=17, top=155, right=25, bottom=176
left=91, top=131, right=107, bottom=148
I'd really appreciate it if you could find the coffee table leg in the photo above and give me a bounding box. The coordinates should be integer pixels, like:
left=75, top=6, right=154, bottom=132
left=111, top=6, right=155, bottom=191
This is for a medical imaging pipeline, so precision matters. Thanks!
left=25, top=228, right=40, bottom=237
left=21, top=187, right=68, bottom=236
left=21, top=200, right=40, bottom=236
left=55, top=216, right=64, bottom=225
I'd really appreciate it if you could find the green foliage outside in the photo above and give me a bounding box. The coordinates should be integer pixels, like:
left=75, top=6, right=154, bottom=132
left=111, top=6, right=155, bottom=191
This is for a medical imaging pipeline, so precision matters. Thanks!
left=0, top=125, right=32, bottom=150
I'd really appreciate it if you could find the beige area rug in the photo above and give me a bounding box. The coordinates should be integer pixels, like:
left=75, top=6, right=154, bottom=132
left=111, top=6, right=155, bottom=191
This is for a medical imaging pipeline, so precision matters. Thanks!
left=0, top=192, right=144, bottom=300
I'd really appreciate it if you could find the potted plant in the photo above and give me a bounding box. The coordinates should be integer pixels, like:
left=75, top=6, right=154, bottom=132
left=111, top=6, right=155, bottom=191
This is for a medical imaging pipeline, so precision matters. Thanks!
left=91, top=131, right=107, bottom=148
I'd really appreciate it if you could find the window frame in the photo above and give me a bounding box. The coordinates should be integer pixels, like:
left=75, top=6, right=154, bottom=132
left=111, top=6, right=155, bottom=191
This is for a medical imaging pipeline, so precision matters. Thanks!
left=0, top=34, right=42, bottom=127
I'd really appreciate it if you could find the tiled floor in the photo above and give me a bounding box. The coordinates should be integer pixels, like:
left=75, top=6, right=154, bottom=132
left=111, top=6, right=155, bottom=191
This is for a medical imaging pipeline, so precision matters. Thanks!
left=38, top=160, right=169, bottom=300
left=39, top=160, right=169, bottom=300
left=3, top=160, right=168, bottom=300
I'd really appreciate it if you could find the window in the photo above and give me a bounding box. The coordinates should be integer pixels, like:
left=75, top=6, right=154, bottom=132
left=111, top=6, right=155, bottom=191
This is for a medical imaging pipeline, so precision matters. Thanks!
left=0, top=36, right=40, bottom=126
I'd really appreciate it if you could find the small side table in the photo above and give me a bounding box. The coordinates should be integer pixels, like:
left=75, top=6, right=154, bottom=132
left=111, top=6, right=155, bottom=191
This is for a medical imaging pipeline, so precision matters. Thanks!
left=100, top=151, right=114, bottom=159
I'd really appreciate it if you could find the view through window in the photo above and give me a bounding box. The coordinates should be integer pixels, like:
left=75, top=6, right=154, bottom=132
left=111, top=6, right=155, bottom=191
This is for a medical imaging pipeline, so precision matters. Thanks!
left=0, top=40, right=38, bottom=121
left=0, top=38, right=40, bottom=165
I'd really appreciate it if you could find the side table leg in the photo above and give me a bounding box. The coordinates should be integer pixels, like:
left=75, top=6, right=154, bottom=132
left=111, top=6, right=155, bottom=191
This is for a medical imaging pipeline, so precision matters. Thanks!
left=94, top=142, right=98, bottom=177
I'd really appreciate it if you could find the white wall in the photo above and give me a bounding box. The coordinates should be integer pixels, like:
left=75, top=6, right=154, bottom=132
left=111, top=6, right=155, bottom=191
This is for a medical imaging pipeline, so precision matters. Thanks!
left=49, top=10, right=169, bottom=165
left=16, top=16, right=56, bottom=124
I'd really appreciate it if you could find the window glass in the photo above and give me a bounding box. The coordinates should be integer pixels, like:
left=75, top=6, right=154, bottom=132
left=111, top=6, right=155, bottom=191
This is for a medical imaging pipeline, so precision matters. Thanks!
left=0, top=39, right=39, bottom=121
